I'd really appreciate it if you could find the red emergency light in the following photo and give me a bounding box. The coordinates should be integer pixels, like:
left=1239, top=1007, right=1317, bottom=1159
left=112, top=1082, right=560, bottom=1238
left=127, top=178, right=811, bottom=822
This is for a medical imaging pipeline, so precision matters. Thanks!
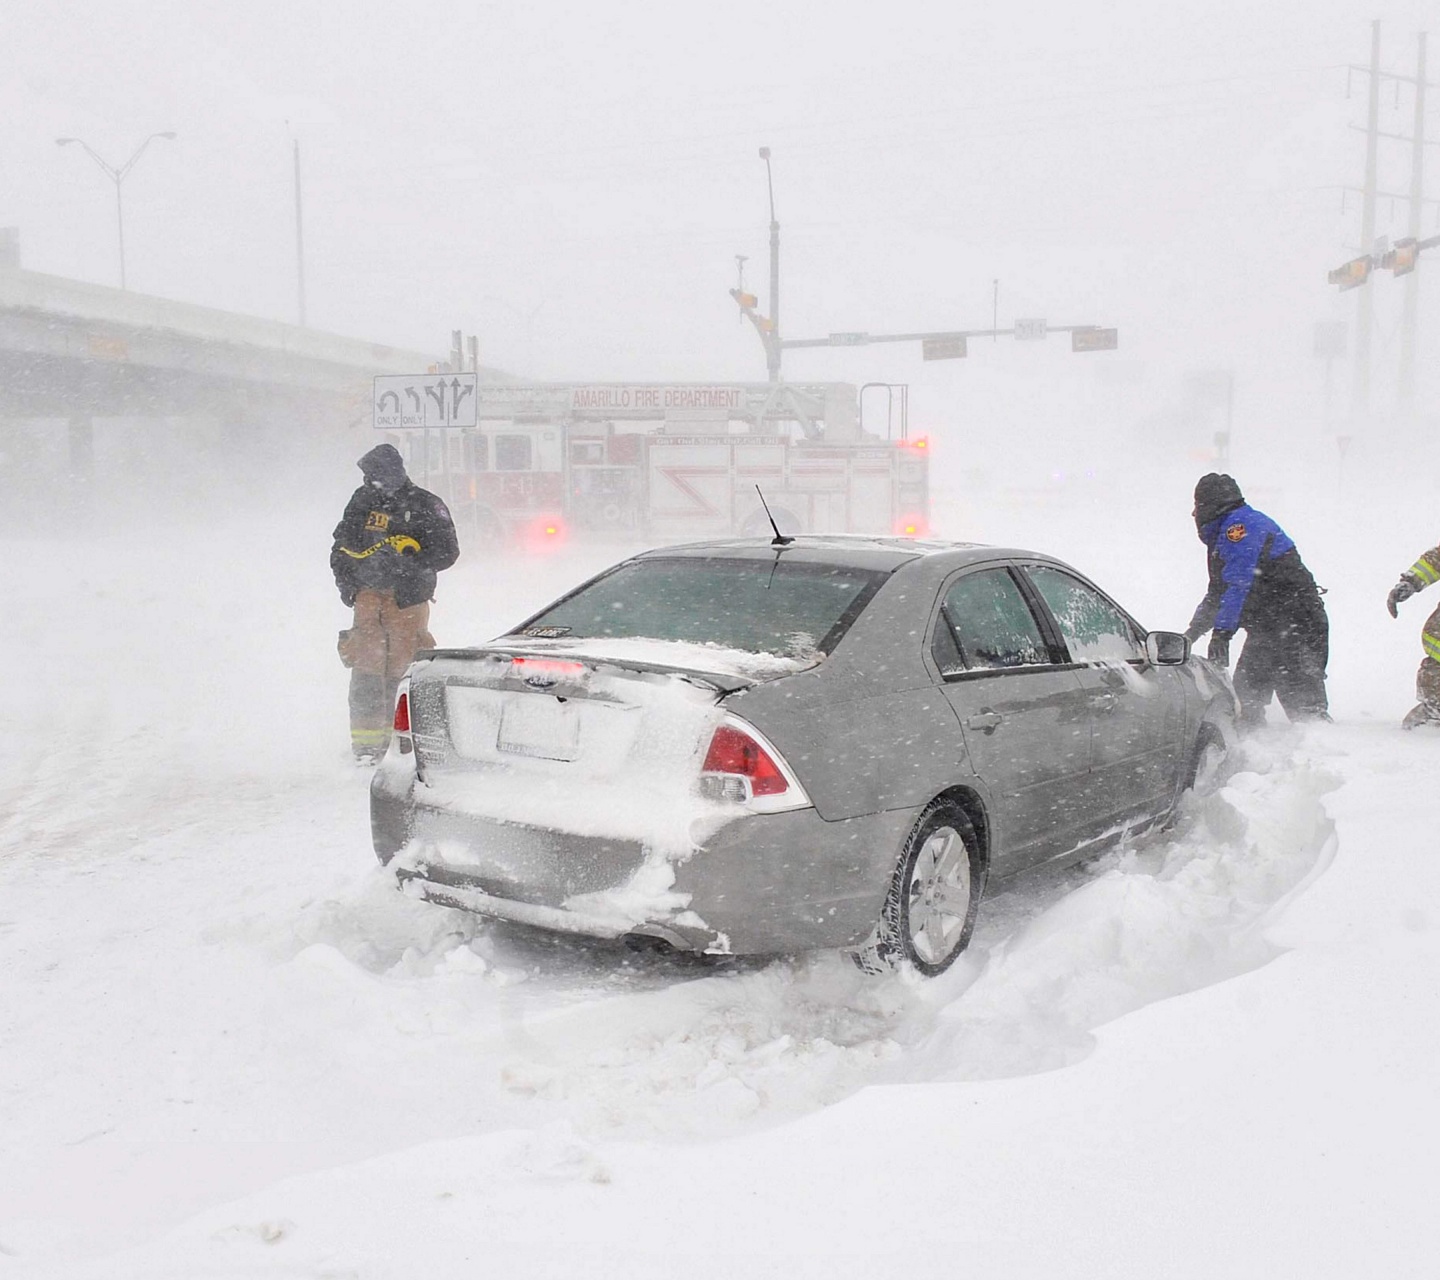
left=519, top=514, right=569, bottom=554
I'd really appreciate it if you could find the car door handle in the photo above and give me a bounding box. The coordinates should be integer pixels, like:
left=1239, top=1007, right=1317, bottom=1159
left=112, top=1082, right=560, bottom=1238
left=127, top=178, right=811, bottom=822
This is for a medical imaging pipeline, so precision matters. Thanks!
left=965, top=710, right=1003, bottom=734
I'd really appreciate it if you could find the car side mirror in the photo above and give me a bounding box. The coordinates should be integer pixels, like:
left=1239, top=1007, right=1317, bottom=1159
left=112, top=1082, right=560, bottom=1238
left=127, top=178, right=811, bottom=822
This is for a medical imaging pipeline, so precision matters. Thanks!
left=1145, top=631, right=1189, bottom=666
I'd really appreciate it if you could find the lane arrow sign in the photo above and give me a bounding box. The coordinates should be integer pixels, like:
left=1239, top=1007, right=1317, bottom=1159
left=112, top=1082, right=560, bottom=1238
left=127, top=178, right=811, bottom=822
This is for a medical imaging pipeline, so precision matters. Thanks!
left=426, top=381, right=447, bottom=421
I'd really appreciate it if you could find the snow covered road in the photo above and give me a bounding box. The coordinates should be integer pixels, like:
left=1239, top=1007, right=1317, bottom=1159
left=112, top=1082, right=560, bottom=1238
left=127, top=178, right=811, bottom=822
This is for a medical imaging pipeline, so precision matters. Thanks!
left=3, top=507, right=1438, bottom=1277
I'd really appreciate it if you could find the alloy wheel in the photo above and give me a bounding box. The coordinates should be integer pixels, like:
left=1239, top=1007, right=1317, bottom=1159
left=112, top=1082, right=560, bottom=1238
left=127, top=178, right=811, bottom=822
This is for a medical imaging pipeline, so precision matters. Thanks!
left=905, top=824, right=972, bottom=965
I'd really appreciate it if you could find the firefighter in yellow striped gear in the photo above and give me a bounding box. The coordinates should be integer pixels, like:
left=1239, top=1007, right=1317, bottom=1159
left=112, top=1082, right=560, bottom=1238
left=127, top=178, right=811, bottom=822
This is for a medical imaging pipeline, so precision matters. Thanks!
left=1386, top=544, right=1440, bottom=728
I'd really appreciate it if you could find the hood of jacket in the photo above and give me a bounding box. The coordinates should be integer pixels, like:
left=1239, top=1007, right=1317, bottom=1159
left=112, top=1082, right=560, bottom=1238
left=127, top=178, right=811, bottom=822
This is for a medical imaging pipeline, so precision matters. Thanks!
left=358, top=443, right=408, bottom=494
left=1193, top=472, right=1244, bottom=536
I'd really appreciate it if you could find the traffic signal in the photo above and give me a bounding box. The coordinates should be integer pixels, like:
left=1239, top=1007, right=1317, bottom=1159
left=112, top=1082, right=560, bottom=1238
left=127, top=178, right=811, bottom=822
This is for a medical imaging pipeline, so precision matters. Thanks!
left=1382, top=238, right=1419, bottom=276
left=1071, top=327, right=1118, bottom=352
left=1328, top=255, right=1373, bottom=290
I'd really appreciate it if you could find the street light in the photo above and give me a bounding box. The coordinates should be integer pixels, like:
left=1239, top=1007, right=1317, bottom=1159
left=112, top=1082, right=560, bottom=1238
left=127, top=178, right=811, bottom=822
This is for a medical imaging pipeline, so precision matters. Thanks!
left=758, top=146, right=780, bottom=382
left=56, top=132, right=177, bottom=290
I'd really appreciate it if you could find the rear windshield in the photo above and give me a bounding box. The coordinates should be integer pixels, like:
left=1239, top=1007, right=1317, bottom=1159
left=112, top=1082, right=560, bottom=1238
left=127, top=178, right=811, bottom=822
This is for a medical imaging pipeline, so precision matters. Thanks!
left=515, top=556, right=888, bottom=657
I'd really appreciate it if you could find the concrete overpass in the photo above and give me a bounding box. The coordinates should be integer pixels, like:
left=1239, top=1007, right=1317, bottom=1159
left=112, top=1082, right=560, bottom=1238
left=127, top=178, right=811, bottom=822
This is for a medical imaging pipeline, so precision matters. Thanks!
left=0, top=263, right=458, bottom=421
left=0, top=260, right=504, bottom=502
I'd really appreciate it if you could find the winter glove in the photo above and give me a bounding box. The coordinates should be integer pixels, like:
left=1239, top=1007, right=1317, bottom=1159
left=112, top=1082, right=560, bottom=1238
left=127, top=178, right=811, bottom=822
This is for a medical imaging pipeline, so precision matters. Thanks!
left=1387, top=573, right=1421, bottom=618
left=1207, top=630, right=1233, bottom=668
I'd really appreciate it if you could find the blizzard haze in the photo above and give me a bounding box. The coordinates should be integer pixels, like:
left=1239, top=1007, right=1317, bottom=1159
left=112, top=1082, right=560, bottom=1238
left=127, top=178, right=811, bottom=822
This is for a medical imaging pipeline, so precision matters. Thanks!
left=3, top=2, right=1440, bottom=1277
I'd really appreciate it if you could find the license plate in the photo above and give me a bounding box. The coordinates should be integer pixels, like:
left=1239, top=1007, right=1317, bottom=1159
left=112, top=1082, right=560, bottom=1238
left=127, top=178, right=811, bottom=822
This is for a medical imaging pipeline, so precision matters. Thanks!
left=497, top=697, right=579, bottom=761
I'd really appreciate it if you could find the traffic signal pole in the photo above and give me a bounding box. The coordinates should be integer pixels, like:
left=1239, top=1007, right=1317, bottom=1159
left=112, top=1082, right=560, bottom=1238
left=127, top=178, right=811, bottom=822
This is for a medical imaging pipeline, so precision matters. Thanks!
left=731, top=147, right=1116, bottom=377
left=780, top=323, right=1116, bottom=351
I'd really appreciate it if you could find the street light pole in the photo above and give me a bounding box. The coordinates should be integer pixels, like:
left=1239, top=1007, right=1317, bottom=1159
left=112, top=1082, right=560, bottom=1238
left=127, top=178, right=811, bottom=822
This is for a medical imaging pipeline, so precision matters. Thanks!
left=56, top=131, right=177, bottom=290
left=759, top=146, right=780, bottom=382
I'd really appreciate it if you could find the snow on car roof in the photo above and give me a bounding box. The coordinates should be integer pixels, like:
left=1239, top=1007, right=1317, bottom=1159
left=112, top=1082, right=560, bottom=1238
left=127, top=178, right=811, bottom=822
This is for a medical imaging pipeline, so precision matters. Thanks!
left=634, top=535, right=996, bottom=571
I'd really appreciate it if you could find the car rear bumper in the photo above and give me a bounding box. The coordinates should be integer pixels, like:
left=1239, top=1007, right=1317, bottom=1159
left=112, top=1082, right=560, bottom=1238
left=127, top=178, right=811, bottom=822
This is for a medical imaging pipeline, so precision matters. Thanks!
left=396, top=868, right=638, bottom=941
left=371, top=764, right=914, bottom=955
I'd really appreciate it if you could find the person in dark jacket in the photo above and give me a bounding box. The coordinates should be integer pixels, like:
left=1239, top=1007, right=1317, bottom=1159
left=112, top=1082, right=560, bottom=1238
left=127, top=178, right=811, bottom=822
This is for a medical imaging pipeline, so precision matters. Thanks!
left=1184, top=472, right=1329, bottom=727
left=332, top=443, right=459, bottom=759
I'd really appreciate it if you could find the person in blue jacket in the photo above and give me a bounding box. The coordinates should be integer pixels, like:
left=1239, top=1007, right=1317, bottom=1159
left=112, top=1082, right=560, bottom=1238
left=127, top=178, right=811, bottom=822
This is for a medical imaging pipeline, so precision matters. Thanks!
left=1184, top=473, right=1329, bottom=726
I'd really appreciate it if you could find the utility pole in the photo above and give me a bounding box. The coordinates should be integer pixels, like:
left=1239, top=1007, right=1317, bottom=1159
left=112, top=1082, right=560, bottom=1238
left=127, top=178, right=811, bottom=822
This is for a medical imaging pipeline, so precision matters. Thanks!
left=1399, top=32, right=1427, bottom=406
left=293, top=138, right=308, bottom=327
left=1353, top=19, right=1382, bottom=421
left=1343, top=24, right=1438, bottom=416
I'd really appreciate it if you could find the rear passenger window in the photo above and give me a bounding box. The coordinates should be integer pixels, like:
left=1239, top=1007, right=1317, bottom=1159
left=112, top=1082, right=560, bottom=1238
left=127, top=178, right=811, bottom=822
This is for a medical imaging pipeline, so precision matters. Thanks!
left=936, top=569, right=1050, bottom=672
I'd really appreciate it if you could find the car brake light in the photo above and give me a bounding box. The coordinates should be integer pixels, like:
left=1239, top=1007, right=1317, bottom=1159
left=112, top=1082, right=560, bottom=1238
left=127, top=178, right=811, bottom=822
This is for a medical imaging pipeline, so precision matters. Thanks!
left=895, top=513, right=929, bottom=537
left=511, top=657, right=586, bottom=680
left=393, top=691, right=411, bottom=733
left=702, top=724, right=788, bottom=797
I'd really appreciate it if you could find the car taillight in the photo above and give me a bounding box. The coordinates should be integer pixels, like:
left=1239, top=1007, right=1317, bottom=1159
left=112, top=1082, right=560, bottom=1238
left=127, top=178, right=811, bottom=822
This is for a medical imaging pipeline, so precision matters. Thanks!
left=393, top=685, right=413, bottom=755
left=702, top=724, right=788, bottom=796
left=698, top=718, right=811, bottom=814
left=895, top=513, right=929, bottom=537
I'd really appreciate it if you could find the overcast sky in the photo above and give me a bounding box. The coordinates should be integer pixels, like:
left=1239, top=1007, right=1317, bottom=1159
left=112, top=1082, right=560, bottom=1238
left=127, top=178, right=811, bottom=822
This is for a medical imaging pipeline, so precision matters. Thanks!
left=2, top=0, right=1435, bottom=465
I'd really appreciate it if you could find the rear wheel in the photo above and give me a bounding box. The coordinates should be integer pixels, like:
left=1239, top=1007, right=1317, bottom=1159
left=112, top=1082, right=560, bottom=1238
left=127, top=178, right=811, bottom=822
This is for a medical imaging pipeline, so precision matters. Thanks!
left=854, top=800, right=985, bottom=977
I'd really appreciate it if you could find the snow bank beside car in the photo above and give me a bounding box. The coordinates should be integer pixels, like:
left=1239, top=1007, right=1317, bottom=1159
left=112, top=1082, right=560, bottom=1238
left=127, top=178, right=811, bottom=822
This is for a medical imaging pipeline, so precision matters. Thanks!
left=896, top=730, right=1338, bottom=1081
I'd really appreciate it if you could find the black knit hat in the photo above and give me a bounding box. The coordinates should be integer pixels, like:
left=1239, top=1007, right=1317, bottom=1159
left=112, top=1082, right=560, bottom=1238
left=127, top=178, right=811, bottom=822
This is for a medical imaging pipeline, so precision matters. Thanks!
left=1193, top=472, right=1244, bottom=527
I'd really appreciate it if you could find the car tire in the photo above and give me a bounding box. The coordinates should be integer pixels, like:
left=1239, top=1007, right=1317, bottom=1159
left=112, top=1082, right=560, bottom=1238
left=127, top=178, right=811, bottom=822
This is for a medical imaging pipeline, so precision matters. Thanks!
left=853, top=800, right=986, bottom=978
left=1185, top=724, right=1229, bottom=798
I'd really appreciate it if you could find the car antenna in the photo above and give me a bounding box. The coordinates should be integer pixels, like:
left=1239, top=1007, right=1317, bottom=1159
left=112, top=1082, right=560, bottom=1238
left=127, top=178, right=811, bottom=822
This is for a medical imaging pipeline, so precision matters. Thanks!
left=755, top=485, right=793, bottom=547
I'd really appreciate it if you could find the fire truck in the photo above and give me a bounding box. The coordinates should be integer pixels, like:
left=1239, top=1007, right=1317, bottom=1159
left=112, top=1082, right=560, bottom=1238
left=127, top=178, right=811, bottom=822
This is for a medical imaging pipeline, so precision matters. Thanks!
left=380, top=380, right=929, bottom=550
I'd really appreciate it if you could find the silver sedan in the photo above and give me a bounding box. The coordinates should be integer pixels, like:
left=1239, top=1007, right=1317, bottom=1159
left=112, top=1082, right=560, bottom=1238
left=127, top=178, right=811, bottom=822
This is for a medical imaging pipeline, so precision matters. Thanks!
left=371, top=538, right=1237, bottom=976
